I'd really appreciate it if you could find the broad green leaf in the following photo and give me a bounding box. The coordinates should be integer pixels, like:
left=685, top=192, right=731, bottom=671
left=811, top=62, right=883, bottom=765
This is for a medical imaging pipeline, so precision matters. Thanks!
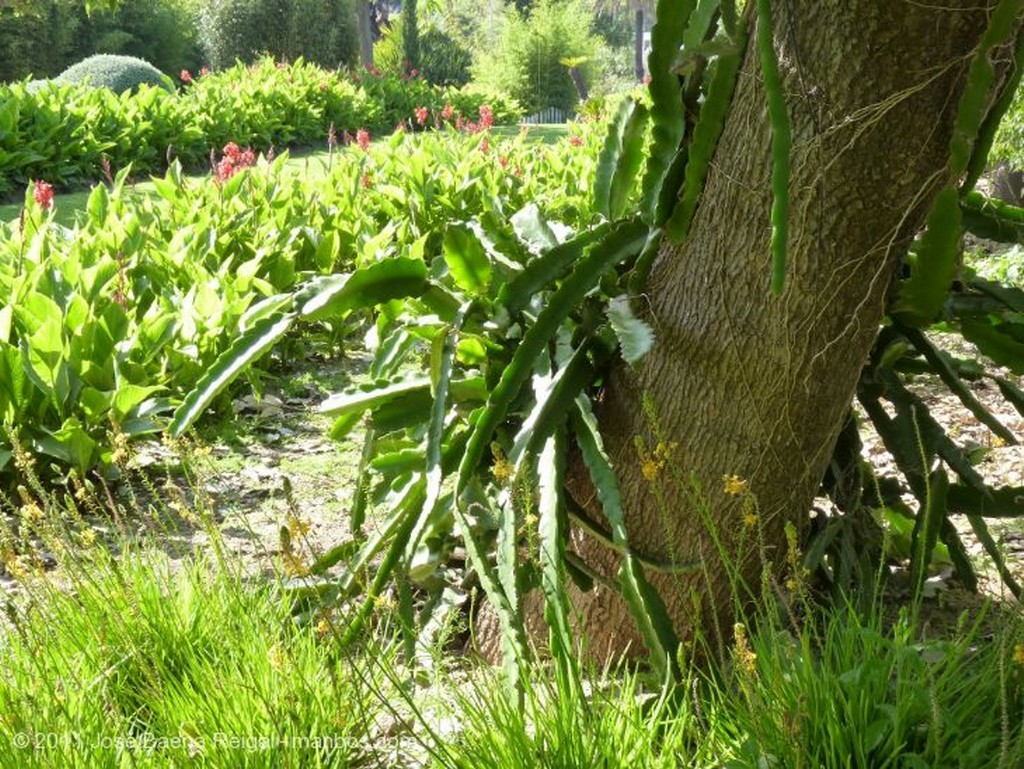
left=595, top=98, right=649, bottom=220
left=960, top=318, right=1024, bottom=374
left=443, top=224, right=492, bottom=295
left=510, top=204, right=559, bottom=253
left=458, top=219, right=648, bottom=492
left=298, top=257, right=428, bottom=321
left=536, top=430, right=578, bottom=682
left=572, top=395, right=680, bottom=678
left=894, top=185, right=962, bottom=326
left=169, top=312, right=296, bottom=436
left=639, top=0, right=696, bottom=223
left=320, top=377, right=428, bottom=415
left=607, top=296, right=655, bottom=364
left=498, top=223, right=612, bottom=315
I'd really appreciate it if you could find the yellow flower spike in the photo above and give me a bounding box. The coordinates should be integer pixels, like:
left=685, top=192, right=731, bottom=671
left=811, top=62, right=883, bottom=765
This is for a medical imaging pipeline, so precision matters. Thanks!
left=1013, top=643, right=1024, bottom=666
left=723, top=474, right=748, bottom=496
left=286, top=513, right=311, bottom=538
left=640, top=457, right=661, bottom=482
left=282, top=551, right=309, bottom=577
left=267, top=644, right=287, bottom=671
left=733, top=622, right=757, bottom=674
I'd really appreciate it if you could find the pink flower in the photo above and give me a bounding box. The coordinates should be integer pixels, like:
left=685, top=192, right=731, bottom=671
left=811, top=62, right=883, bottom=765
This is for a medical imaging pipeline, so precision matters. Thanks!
left=213, top=142, right=256, bottom=184
left=361, top=173, right=372, bottom=189
left=33, top=180, right=54, bottom=210
left=410, top=68, right=419, bottom=78
left=414, top=106, right=428, bottom=126
left=180, top=69, right=192, bottom=84
left=569, top=135, right=583, bottom=147
left=643, top=74, right=652, bottom=85
left=356, top=128, right=371, bottom=151
left=478, top=105, right=494, bottom=130
left=478, top=138, right=490, bottom=154
left=200, top=66, right=211, bottom=77
left=455, top=115, right=464, bottom=131
left=499, top=155, right=509, bottom=169
left=441, top=103, right=454, bottom=121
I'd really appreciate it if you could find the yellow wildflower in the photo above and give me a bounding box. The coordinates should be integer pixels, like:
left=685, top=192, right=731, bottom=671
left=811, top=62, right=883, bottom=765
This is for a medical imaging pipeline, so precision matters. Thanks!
left=640, top=457, right=661, bottom=482
left=723, top=474, right=748, bottom=496
left=743, top=511, right=758, bottom=528
left=268, top=644, right=287, bottom=670
left=286, top=513, right=311, bottom=538
left=1013, top=643, right=1024, bottom=666
left=315, top=615, right=332, bottom=637
left=20, top=502, right=44, bottom=524
left=282, top=551, right=309, bottom=577
left=733, top=623, right=757, bottom=674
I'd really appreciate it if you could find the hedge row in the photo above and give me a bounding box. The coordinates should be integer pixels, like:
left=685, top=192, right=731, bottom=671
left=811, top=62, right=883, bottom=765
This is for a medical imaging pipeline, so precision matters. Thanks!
left=0, top=56, right=521, bottom=196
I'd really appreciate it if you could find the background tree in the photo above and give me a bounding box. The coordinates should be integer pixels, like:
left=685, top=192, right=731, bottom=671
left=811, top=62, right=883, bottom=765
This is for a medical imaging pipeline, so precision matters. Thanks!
left=402, top=0, right=419, bottom=73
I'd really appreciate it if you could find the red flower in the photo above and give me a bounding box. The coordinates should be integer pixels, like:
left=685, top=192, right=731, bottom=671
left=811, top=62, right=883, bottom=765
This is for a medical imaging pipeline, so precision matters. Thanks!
left=478, top=138, right=490, bottom=154
left=478, top=105, right=494, bottom=130
left=213, top=142, right=255, bottom=184
left=410, top=68, right=419, bottom=78
left=361, top=173, right=372, bottom=189
left=441, top=103, right=454, bottom=121
left=180, top=69, right=192, bottom=84
left=643, top=74, right=652, bottom=85
left=33, top=180, right=54, bottom=210
left=200, top=66, right=211, bottom=77
left=569, top=135, right=583, bottom=147
left=414, top=106, right=428, bottom=126
left=356, top=128, right=371, bottom=151
left=319, top=81, right=329, bottom=91
left=499, top=155, right=509, bottom=169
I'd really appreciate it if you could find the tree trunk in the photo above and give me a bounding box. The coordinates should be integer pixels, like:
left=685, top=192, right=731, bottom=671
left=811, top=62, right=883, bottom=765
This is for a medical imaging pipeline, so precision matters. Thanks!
left=634, top=7, right=645, bottom=82
left=475, top=0, right=1008, bottom=664
left=356, top=0, right=375, bottom=69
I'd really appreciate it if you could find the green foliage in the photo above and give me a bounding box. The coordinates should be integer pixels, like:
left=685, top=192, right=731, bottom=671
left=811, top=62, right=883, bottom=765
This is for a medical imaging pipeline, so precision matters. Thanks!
left=0, top=124, right=599, bottom=482
left=0, top=58, right=519, bottom=196
left=78, top=0, right=204, bottom=77
left=472, top=0, right=602, bottom=114
left=0, top=1, right=83, bottom=81
left=374, top=16, right=473, bottom=87
left=0, top=535, right=395, bottom=767
left=197, top=0, right=357, bottom=71
left=55, top=53, right=173, bottom=93
left=402, top=0, right=419, bottom=73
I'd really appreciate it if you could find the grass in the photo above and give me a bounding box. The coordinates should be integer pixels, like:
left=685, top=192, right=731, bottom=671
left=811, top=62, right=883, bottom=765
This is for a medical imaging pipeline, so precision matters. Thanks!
left=0, top=544, right=401, bottom=767
left=2, top=472, right=1022, bottom=769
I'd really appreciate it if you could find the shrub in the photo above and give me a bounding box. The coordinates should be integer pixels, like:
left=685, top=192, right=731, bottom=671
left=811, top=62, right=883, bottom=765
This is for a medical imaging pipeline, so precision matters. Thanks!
left=472, top=0, right=602, bottom=115
left=374, top=16, right=472, bottom=87
left=0, top=2, right=84, bottom=82
left=198, top=0, right=357, bottom=71
left=80, top=0, right=205, bottom=77
left=55, top=54, right=174, bottom=94
left=0, top=58, right=519, bottom=196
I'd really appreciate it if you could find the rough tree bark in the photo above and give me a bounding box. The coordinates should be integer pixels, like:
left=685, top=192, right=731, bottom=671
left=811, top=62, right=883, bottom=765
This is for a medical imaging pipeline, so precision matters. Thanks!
left=635, top=7, right=645, bottom=82
left=356, top=0, right=375, bottom=69
left=475, top=0, right=1010, bottom=662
